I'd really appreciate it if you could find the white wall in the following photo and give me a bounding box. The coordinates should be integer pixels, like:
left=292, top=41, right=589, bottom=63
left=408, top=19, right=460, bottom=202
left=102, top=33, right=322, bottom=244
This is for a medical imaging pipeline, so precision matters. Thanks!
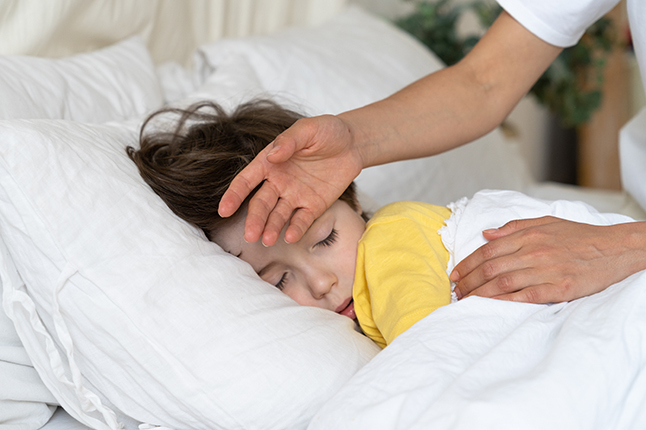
left=349, top=0, right=412, bottom=19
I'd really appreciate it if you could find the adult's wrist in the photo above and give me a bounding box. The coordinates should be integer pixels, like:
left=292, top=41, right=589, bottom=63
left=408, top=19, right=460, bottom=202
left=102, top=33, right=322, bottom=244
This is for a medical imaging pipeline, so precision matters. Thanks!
left=615, top=221, right=646, bottom=276
left=338, top=108, right=381, bottom=170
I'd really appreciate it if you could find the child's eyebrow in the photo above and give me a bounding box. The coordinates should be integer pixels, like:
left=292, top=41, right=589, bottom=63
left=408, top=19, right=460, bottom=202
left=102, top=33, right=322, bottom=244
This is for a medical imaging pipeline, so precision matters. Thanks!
left=304, top=214, right=327, bottom=238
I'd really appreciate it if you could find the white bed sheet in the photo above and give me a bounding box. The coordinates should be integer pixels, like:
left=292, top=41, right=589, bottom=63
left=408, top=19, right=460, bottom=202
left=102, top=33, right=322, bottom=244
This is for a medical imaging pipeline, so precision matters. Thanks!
left=41, top=408, right=90, bottom=430
left=310, top=190, right=646, bottom=430
left=311, top=275, right=646, bottom=429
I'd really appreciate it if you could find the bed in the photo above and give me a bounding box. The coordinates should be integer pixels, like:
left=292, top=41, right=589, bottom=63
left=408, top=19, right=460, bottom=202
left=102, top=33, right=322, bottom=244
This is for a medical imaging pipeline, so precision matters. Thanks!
left=1, top=1, right=645, bottom=429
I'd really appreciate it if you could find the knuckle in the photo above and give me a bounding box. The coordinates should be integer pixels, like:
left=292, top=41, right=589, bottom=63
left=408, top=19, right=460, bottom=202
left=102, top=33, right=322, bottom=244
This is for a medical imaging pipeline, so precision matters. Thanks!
left=249, top=198, right=274, bottom=218
left=231, top=174, right=253, bottom=195
left=291, top=224, right=305, bottom=238
left=527, top=245, right=548, bottom=259
left=480, top=242, right=497, bottom=260
left=519, top=226, right=537, bottom=239
left=255, top=197, right=273, bottom=213
left=558, top=277, right=575, bottom=295
left=505, top=219, right=522, bottom=231
left=520, top=227, right=546, bottom=243
left=291, top=211, right=313, bottom=231
left=276, top=202, right=293, bottom=219
left=495, top=274, right=515, bottom=292
left=523, top=287, right=542, bottom=304
left=298, top=207, right=317, bottom=224
left=266, top=215, right=285, bottom=230
left=481, top=260, right=498, bottom=279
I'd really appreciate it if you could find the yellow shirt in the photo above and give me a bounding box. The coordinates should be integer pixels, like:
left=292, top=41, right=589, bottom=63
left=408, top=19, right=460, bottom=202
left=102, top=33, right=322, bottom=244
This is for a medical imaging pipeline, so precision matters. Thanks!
left=353, top=201, right=452, bottom=348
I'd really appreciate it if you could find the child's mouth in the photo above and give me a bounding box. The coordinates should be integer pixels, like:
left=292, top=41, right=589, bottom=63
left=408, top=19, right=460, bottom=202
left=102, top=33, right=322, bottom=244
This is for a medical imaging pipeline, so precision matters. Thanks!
left=337, top=299, right=356, bottom=320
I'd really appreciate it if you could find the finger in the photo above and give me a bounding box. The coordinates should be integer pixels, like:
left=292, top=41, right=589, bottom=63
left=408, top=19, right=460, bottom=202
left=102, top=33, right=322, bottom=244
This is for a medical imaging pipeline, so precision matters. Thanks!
left=459, top=268, right=539, bottom=299
left=284, top=208, right=319, bottom=244
left=243, top=183, right=280, bottom=244
left=261, top=199, right=296, bottom=247
left=266, top=118, right=319, bottom=163
left=265, top=136, right=296, bottom=164
left=482, top=216, right=558, bottom=240
left=489, top=283, right=557, bottom=304
left=451, top=236, right=522, bottom=283
left=219, top=159, right=269, bottom=218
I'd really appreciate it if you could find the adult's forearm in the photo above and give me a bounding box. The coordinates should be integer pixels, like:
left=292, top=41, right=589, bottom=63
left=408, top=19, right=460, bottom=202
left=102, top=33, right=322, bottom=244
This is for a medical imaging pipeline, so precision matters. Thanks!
left=339, top=11, right=562, bottom=169
left=338, top=65, right=497, bottom=168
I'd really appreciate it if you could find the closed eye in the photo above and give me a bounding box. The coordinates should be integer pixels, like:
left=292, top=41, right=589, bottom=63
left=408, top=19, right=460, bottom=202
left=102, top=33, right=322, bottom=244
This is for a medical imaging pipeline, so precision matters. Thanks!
left=275, top=272, right=288, bottom=291
left=317, top=228, right=338, bottom=247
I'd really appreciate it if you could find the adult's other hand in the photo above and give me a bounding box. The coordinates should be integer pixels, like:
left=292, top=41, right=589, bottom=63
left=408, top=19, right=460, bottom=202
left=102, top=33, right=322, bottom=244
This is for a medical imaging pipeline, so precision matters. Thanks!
left=451, top=216, right=646, bottom=303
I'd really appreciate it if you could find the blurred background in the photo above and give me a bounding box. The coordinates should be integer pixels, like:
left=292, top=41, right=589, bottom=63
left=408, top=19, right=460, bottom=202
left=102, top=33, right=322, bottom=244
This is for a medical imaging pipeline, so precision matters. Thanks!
left=350, top=0, right=644, bottom=191
left=3, top=0, right=640, bottom=192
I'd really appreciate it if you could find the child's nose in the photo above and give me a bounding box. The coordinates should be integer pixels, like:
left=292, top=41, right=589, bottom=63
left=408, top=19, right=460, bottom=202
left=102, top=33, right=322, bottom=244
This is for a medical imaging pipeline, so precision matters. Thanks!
left=307, top=267, right=336, bottom=300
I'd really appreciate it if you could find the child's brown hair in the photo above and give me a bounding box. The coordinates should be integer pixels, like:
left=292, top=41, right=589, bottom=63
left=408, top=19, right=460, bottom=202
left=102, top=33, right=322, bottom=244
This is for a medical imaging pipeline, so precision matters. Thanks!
left=127, top=100, right=361, bottom=240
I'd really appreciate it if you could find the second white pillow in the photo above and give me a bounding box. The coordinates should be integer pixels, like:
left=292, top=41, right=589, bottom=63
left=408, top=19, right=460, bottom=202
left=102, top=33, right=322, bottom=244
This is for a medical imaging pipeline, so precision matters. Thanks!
left=0, top=36, right=162, bottom=123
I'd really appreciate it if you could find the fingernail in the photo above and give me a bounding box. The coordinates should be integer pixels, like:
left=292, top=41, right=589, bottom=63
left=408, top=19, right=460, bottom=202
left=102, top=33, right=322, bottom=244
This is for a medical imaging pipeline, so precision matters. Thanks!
left=455, top=287, right=463, bottom=300
left=243, top=231, right=253, bottom=243
left=284, top=233, right=296, bottom=244
left=267, top=144, right=281, bottom=158
left=450, top=270, right=460, bottom=282
left=483, top=228, right=498, bottom=234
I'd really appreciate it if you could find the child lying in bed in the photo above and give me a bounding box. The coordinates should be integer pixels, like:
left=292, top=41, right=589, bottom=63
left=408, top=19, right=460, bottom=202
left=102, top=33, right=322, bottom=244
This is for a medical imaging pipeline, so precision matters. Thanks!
left=127, top=100, right=461, bottom=348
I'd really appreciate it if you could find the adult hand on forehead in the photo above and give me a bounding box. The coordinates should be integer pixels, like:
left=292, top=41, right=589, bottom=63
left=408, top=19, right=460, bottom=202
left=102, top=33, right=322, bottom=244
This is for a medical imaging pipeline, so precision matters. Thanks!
left=451, top=216, right=646, bottom=303
left=218, top=114, right=363, bottom=246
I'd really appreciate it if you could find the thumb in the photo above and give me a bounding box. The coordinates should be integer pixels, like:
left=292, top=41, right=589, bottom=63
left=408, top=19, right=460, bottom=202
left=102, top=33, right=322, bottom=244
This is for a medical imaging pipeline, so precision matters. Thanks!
left=266, top=117, right=318, bottom=163
left=482, top=216, right=557, bottom=240
left=265, top=138, right=295, bottom=164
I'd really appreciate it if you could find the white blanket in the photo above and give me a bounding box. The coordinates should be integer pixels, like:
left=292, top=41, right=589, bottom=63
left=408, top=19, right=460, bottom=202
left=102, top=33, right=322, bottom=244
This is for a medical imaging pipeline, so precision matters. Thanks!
left=309, top=190, right=646, bottom=430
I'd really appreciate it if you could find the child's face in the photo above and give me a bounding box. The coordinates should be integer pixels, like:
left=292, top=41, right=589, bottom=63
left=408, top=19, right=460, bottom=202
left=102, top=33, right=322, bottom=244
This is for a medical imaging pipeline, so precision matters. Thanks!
left=213, top=200, right=366, bottom=320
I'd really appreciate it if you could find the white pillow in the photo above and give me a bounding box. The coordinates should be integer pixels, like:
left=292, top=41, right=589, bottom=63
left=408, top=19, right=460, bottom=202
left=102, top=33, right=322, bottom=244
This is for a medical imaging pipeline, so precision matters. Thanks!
left=194, top=6, right=531, bottom=207
left=196, top=6, right=441, bottom=116
left=0, top=36, right=164, bottom=429
left=0, top=118, right=378, bottom=429
left=0, top=36, right=163, bottom=123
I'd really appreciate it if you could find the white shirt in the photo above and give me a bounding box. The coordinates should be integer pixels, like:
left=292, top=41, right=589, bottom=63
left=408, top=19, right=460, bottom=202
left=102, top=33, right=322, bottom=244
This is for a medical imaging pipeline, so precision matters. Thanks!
left=497, top=0, right=646, bottom=210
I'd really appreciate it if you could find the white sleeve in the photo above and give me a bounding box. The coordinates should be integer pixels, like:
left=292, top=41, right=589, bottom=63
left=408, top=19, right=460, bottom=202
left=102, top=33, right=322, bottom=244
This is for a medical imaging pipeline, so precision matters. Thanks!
left=496, top=0, right=620, bottom=47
